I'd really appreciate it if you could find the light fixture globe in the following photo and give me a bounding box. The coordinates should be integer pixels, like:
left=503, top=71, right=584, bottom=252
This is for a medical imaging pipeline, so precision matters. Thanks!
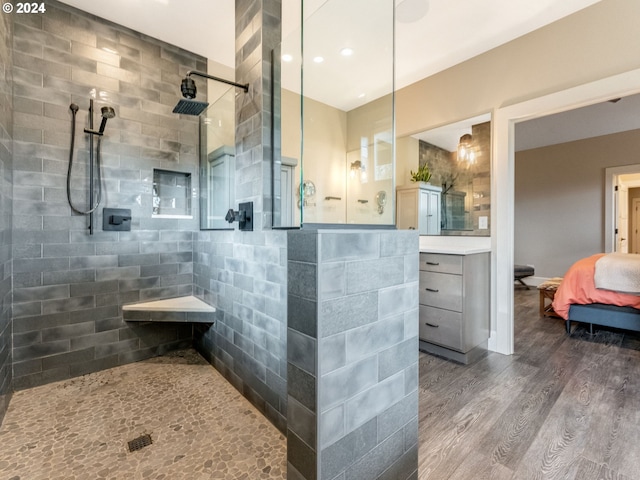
left=457, top=133, right=475, bottom=164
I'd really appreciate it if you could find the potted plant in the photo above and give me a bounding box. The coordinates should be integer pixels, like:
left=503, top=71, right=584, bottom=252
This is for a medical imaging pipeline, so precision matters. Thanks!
left=410, top=163, right=432, bottom=184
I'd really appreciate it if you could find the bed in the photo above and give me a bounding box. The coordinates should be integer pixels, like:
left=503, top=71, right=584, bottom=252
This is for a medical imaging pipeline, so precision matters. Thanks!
left=551, top=253, right=640, bottom=334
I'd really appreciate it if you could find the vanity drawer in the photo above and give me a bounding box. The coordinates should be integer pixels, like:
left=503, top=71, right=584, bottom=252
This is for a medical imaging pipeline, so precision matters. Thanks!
left=420, top=253, right=463, bottom=275
left=419, top=305, right=462, bottom=351
left=419, top=271, right=462, bottom=312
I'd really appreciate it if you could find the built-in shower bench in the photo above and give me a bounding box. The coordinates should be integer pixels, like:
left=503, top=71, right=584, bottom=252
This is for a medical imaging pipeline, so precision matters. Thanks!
left=122, top=295, right=215, bottom=324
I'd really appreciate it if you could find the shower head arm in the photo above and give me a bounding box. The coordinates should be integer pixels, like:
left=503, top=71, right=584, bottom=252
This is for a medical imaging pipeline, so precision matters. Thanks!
left=186, top=70, right=249, bottom=93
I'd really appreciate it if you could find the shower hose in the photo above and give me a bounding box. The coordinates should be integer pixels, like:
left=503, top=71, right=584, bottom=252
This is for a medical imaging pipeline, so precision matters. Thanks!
left=67, top=103, right=102, bottom=215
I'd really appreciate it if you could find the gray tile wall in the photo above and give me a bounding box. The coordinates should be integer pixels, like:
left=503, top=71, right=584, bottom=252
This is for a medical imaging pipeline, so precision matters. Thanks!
left=10, top=1, right=206, bottom=389
left=287, top=229, right=419, bottom=480
left=235, top=0, right=281, bottom=230
left=190, top=0, right=289, bottom=435
left=193, top=229, right=288, bottom=432
left=0, top=8, right=13, bottom=424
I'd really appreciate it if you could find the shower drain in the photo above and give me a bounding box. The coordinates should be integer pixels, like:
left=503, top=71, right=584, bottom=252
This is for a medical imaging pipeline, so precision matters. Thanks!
left=127, top=434, right=153, bottom=453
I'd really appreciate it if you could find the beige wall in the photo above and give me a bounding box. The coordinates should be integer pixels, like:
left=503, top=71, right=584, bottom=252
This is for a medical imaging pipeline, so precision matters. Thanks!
left=282, top=89, right=395, bottom=225
left=282, top=89, right=348, bottom=223
left=394, top=0, right=640, bottom=137
left=281, top=88, right=301, bottom=161
left=515, top=129, right=640, bottom=277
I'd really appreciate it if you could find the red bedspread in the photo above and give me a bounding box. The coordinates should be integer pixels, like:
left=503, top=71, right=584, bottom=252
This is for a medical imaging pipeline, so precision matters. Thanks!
left=552, top=253, right=640, bottom=320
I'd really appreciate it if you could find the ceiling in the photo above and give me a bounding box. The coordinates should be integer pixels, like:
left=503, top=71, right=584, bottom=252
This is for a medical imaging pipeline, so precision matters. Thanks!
left=412, top=94, right=640, bottom=153
left=57, top=0, right=638, bottom=151
left=58, top=0, right=601, bottom=110
left=514, top=93, right=640, bottom=151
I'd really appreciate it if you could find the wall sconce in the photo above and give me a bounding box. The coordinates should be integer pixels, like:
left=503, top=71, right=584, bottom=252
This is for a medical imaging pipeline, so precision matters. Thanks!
left=350, top=160, right=367, bottom=182
left=457, top=133, right=476, bottom=165
left=350, top=160, right=362, bottom=179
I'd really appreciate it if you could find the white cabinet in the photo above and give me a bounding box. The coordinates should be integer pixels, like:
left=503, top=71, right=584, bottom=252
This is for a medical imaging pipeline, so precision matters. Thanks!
left=396, top=183, right=442, bottom=235
left=418, top=251, right=489, bottom=364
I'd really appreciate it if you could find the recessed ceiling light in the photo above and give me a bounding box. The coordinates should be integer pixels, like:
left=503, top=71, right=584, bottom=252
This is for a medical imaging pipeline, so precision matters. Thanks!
left=358, top=93, right=366, bottom=99
left=282, top=54, right=293, bottom=62
left=313, top=56, right=324, bottom=63
left=340, top=48, right=354, bottom=57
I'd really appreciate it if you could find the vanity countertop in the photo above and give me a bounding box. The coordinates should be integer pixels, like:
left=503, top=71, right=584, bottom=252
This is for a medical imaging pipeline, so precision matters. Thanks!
left=420, top=245, right=491, bottom=255
left=419, top=235, right=491, bottom=255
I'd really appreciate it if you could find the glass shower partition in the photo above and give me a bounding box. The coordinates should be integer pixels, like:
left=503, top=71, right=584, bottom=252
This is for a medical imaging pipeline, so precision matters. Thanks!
left=273, top=0, right=395, bottom=228
left=199, top=85, right=236, bottom=230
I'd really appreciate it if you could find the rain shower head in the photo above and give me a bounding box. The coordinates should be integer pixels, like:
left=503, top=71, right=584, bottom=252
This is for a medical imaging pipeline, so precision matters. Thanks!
left=172, top=99, right=210, bottom=116
left=173, top=75, right=207, bottom=115
left=98, top=106, right=116, bottom=134
left=172, top=70, right=248, bottom=116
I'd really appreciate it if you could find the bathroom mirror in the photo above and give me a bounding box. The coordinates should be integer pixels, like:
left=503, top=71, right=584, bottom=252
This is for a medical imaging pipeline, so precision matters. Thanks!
left=396, top=113, right=491, bottom=236
left=199, top=85, right=236, bottom=230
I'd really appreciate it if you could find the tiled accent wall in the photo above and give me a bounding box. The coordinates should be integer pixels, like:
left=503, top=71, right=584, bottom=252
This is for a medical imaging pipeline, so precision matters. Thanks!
left=287, top=230, right=419, bottom=480
left=0, top=9, right=13, bottom=423
left=193, top=229, right=288, bottom=432
left=10, top=1, right=206, bottom=389
left=235, top=0, right=281, bottom=230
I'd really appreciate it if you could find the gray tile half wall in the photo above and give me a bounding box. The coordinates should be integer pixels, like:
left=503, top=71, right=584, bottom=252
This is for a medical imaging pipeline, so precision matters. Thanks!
left=10, top=1, right=206, bottom=390
left=287, top=229, right=419, bottom=480
left=0, top=8, right=14, bottom=424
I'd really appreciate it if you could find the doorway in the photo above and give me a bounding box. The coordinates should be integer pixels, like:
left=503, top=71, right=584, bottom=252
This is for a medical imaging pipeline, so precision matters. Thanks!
left=617, top=173, right=640, bottom=253
left=605, top=166, right=640, bottom=253
left=491, top=68, right=640, bottom=355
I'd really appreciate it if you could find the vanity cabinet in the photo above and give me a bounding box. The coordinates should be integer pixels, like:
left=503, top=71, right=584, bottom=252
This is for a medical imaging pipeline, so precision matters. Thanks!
left=418, top=251, right=489, bottom=364
left=396, top=183, right=442, bottom=235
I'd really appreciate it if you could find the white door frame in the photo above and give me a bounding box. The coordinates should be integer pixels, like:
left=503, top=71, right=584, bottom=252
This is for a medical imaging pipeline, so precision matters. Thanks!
left=490, top=68, right=640, bottom=355
left=605, top=166, right=640, bottom=252
left=633, top=197, right=640, bottom=254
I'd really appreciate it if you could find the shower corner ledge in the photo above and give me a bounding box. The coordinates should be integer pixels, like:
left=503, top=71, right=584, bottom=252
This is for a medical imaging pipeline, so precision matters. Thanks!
left=122, top=295, right=215, bottom=324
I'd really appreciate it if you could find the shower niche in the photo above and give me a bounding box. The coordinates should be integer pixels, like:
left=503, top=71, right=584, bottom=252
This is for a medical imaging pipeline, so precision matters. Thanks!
left=152, top=169, right=193, bottom=219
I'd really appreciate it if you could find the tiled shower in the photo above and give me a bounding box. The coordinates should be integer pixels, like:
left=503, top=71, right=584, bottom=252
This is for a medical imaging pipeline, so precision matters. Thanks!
left=0, top=0, right=290, bottom=430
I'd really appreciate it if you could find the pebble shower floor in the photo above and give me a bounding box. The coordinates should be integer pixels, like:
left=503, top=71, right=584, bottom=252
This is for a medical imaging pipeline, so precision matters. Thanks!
left=0, top=349, right=287, bottom=480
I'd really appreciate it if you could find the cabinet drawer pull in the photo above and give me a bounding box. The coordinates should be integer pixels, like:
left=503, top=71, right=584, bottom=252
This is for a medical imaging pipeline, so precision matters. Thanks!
left=425, top=287, right=439, bottom=292
left=425, top=322, right=439, bottom=328
left=426, top=261, right=439, bottom=266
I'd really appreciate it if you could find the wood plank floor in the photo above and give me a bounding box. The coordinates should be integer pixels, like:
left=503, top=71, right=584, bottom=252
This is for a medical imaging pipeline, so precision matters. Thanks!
left=418, top=288, right=640, bottom=480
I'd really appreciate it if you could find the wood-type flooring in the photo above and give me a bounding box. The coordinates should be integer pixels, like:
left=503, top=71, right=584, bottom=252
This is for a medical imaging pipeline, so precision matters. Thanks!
left=418, top=288, right=640, bottom=480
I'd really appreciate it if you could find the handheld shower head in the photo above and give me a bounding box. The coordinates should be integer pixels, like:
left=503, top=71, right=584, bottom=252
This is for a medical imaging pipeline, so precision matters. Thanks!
left=98, top=106, right=116, bottom=134
left=101, top=106, right=116, bottom=119
left=181, top=77, right=197, bottom=99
